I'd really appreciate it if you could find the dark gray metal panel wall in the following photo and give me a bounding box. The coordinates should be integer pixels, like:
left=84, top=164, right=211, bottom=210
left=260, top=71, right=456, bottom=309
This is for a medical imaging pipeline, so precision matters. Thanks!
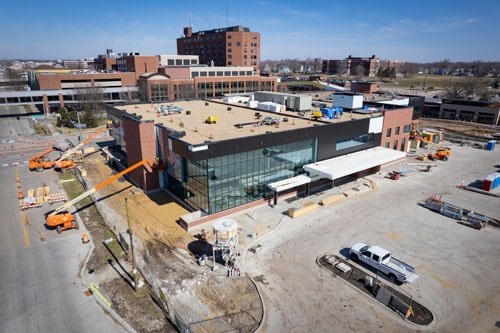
left=167, top=117, right=380, bottom=162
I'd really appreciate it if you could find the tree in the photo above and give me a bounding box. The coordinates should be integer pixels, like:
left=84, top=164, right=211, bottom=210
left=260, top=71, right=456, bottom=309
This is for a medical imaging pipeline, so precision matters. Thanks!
left=354, top=64, right=365, bottom=77
left=75, top=85, right=105, bottom=119
left=5, top=67, right=26, bottom=91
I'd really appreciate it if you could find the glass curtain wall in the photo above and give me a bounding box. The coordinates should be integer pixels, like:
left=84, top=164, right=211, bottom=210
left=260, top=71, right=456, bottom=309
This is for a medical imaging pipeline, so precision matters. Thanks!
left=181, top=139, right=317, bottom=214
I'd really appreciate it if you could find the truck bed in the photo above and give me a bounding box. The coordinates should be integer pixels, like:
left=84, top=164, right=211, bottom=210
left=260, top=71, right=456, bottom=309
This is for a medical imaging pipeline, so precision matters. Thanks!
left=384, top=258, right=419, bottom=283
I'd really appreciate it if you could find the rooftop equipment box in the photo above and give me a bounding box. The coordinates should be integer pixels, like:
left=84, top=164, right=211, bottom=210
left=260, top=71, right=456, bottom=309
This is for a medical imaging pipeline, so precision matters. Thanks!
left=333, top=93, right=363, bottom=109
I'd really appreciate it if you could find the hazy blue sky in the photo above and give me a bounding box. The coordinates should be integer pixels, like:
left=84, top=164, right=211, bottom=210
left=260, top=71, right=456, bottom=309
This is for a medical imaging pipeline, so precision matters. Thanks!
left=1, top=0, right=498, bottom=62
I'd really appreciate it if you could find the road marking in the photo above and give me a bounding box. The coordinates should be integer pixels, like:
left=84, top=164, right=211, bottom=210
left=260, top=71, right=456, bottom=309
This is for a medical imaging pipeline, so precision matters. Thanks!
left=2, top=163, right=8, bottom=167
left=21, top=211, right=30, bottom=248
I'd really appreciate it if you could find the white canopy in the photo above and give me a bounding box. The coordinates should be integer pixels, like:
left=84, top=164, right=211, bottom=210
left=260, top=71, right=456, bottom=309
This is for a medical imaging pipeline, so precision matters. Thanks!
left=267, top=175, right=312, bottom=192
left=304, top=147, right=405, bottom=180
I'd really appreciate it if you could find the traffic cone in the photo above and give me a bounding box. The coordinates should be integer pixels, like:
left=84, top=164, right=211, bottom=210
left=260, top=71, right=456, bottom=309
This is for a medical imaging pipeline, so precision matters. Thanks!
left=40, top=233, right=46, bottom=241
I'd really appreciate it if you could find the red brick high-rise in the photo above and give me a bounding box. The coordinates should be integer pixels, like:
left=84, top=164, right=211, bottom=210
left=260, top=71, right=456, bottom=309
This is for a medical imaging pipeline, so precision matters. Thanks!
left=177, top=25, right=260, bottom=73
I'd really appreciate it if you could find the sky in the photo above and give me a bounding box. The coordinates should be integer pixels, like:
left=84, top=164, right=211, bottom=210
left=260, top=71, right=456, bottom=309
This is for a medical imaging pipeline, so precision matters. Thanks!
left=0, top=0, right=499, bottom=62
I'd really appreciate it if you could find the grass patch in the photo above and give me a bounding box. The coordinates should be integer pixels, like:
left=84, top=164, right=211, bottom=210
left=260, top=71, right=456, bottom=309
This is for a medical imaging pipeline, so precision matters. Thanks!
left=382, top=75, right=492, bottom=89
left=58, top=170, right=124, bottom=270
left=33, top=123, right=52, bottom=136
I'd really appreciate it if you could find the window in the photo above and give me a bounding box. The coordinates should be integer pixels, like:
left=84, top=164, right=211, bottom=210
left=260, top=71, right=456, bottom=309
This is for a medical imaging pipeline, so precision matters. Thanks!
left=384, top=142, right=390, bottom=148
left=393, top=140, right=398, bottom=150
left=395, top=126, right=400, bottom=135
left=200, top=72, right=207, bottom=77
left=246, top=71, right=253, bottom=75
left=191, top=59, right=197, bottom=64
left=227, top=34, right=232, bottom=39
left=191, top=72, right=199, bottom=78
left=236, top=42, right=241, bottom=46
left=216, top=71, right=223, bottom=76
left=232, top=71, right=238, bottom=76
left=372, top=254, right=380, bottom=262
left=401, top=138, right=406, bottom=151
left=386, top=128, right=392, bottom=137
left=336, top=133, right=374, bottom=150
left=403, top=124, right=411, bottom=133
left=228, top=55, right=232, bottom=59
left=239, top=71, right=245, bottom=76
left=167, top=59, right=174, bottom=66
left=228, top=48, right=232, bottom=53
left=175, top=59, right=182, bottom=65
left=227, top=42, right=232, bottom=46
left=183, top=59, right=190, bottom=65
left=208, top=71, right=215, bottom=77
left=224, top=71, right=231, bottom=76
left=382, top=253, right=390, bottom=262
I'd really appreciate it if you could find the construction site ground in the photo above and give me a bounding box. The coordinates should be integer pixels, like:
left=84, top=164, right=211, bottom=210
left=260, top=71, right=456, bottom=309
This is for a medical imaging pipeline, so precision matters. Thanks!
left=236, top=142, right=500, bottom=332
left=418, top=118, right=500, bottom=139
left=78, top=152, right=263, bottom=332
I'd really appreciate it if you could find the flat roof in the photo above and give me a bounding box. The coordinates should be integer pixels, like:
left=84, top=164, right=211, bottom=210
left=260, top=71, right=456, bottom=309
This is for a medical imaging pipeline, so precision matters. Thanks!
left=115, top=100, right=375, bottom=145
left=303, top=147, right=405, bottom=180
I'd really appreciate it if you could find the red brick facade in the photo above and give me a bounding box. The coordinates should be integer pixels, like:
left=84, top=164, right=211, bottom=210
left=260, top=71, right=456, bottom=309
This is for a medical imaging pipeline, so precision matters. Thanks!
left=38, top=72, right=137, bottom=90
left=177, top=26, right=260, bottom=73
left=380, top=107, right=413, bottom=152
left=122, top=117, right=159, bottom=192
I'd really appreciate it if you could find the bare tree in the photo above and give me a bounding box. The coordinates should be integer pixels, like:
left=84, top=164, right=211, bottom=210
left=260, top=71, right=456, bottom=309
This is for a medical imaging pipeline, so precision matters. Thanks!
left=354, top=64, right=365, bottom=77
left=75, top=85, right=105, bottom=118
left=5, top=67, right=26, bottom=91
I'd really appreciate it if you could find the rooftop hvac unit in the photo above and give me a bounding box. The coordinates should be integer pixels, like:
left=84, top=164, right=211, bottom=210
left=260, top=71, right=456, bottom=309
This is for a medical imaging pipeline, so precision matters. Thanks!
left=186, top=110, right=191, bottom=115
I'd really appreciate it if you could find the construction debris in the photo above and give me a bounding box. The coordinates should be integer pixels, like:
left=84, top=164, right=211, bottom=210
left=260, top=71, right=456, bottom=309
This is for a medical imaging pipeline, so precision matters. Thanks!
left=422, top=195, right=489, bottom=229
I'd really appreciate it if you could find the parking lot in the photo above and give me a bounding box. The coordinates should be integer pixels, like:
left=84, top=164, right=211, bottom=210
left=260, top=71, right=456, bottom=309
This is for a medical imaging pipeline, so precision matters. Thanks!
left=241, top=142, right=500, bottom=332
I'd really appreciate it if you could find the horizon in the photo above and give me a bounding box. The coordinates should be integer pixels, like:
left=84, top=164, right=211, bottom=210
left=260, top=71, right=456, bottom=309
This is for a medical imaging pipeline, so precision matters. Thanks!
left=0, top=0, right=499, bottom=62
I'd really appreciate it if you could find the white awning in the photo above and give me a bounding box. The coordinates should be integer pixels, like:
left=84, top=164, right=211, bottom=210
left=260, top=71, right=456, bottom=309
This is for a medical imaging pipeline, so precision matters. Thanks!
left=304, top=147, right=406, bottom=180
left=268, top=175, right=312, bottom=192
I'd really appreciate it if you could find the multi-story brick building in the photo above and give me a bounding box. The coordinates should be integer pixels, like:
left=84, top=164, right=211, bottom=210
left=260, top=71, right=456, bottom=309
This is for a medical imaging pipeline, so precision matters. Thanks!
left=177, top=25, right=260, bottom=73
left=322, top=55, right=380, bottom=77
left=116, top=54, right=159, bottom=80
left=380, top=106, right=414, bottom=152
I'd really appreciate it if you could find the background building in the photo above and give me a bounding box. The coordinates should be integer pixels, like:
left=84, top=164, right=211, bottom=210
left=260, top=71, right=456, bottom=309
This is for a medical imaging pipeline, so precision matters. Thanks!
left=322, top=55, right=380, bottom=77
left=177, top=25, right=260, bottom=73
left=439, top=99, right=500, bottom=125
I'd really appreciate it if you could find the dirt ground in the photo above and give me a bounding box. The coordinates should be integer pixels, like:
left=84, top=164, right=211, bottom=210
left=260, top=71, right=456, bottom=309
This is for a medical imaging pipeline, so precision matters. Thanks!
left=77, top=152, right=263, bottom=332
left=418, top=118, right=499, bottom=138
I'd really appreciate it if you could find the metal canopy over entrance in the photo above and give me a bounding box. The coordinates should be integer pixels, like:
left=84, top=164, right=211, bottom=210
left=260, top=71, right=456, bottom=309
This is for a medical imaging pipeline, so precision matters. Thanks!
left=303, top=147, right=406, bottom=180
left=267, top=175, right=312, bottom=192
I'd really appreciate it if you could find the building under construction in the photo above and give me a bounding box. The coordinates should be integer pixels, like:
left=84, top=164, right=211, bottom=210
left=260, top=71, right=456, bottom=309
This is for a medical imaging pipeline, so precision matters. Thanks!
left=106, top=99, right=410, bottom=229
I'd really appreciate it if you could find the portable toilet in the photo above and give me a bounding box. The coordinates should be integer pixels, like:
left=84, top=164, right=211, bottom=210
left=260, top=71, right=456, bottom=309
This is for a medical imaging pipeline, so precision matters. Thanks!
left=485, top=140, right=496, bottom=151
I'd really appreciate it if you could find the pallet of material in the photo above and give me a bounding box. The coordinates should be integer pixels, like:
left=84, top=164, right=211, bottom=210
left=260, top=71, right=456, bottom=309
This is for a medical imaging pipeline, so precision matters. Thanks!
left=288, top=202, right=318, bottom=218
left=48, top=192, right=68, bottom=204
left=36, top=186, right=50, bottom=197
left=319, top=194, right=345, bottom=206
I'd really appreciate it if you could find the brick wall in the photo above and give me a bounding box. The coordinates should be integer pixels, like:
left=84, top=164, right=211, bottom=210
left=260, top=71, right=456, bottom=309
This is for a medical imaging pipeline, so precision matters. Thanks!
left=122, top=116, right=159, bottom=191
left=380, top=107, right=413, bottom=152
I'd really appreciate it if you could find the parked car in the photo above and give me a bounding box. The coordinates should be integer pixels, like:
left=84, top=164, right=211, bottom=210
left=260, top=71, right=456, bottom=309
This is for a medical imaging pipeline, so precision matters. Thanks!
left=349, top=243, right=419, bottom=284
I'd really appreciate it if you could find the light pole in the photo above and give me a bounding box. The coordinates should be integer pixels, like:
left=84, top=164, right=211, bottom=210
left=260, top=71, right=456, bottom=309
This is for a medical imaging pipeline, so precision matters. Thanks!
left=76, top=111, right=82, bottom=142
left=124, top=198, right=138, bottom=291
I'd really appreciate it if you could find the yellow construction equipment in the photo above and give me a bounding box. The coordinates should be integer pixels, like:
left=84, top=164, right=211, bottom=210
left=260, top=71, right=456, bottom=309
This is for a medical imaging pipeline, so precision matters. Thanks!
left=45, top=159, right=155, bottom=233
left=205, top=116, right=218, bottom=124
left=410, top=122, right=451, bottom=161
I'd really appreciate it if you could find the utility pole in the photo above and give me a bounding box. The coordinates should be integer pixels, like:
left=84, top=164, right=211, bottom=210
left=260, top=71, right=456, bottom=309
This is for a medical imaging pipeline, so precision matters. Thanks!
left=125, top=198, right=138, bottom=291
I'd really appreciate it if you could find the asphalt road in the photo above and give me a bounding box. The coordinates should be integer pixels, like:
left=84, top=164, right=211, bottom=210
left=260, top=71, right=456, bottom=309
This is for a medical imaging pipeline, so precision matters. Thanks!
left=0, top=116, right=126, bottom=333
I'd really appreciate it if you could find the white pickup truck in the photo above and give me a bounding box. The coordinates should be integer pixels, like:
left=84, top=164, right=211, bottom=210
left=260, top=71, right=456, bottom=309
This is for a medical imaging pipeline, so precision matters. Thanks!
left=349, top=243, right=419, bottom=284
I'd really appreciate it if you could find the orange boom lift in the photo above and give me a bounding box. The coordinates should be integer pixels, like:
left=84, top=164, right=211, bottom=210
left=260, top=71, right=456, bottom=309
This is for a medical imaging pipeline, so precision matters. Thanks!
left=45, top=159, right=154, bottom=233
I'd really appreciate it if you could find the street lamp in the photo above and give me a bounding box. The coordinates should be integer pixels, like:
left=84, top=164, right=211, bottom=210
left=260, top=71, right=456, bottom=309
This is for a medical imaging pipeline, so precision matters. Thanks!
left=76, top=111, right=82, bottom=142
